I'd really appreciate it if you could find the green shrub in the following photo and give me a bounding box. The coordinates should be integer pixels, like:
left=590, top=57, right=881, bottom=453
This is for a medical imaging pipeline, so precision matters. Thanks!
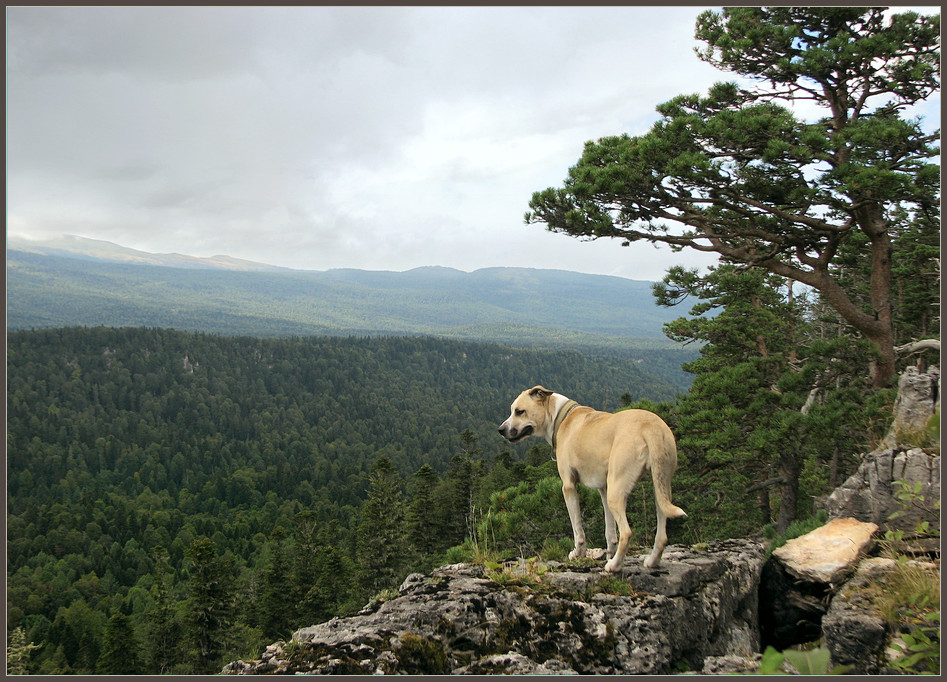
left=762, top=509, right=828, bottom=557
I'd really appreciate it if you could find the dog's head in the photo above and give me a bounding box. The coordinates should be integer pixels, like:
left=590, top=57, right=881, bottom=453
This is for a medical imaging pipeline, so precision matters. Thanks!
left=498, top=385, right=555, bottom=443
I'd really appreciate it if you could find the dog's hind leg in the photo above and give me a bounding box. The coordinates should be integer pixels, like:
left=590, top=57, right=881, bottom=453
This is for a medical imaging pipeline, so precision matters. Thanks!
left=599, top=488, right=618, bottom=558
left=644, top=434, right=685, bottom=569
left=603, top=458, right=647, bottom=573
left=598, top=487, right=618, bottom=558
left=644, top=504, right=669, bottom=569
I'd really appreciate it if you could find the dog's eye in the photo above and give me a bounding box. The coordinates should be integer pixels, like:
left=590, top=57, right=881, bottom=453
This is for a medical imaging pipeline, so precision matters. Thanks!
left=514, top=409, right=525, bottom=416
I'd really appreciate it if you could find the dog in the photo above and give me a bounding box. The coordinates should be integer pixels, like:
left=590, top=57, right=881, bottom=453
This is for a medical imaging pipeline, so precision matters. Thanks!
left=498, top=386, right=685, bottom=572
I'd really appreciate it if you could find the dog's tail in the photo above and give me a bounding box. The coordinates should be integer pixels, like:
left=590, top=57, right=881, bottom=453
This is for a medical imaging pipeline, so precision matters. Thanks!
left=648, top=427, right=687, bottom=519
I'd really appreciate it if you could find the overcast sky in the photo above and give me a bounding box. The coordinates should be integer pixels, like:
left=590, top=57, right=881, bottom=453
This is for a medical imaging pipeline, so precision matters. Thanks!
left=6, top=6, right=940, bottom=281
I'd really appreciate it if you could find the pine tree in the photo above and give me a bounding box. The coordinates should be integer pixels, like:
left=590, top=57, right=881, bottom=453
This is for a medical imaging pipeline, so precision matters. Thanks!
left=527, top=7, right=940, bottom=388
left=476, top=452, right=517, bottom=513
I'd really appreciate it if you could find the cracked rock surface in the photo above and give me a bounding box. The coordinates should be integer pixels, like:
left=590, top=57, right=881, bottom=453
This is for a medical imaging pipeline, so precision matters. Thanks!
left=222, top=539, right=765, bottom=675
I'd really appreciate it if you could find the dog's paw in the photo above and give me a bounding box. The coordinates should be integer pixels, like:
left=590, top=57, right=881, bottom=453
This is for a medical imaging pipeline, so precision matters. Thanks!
left=568, top=547, right=587, bottom=560
left=603, top=558, right=623, bottom=573
left=643, top=556, right=662, bottom=569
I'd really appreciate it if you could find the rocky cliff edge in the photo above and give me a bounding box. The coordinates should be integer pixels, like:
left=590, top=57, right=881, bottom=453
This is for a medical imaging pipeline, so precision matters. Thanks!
left=224, top=539, right=766, bottom=675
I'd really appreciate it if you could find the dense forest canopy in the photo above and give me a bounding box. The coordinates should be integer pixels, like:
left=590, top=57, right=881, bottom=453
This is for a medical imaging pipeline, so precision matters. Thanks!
left=6, top=327, right=685, bottom=673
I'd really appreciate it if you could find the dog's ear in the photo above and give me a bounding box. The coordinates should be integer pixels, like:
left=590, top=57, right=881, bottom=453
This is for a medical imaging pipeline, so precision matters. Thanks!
left=528, top=386, right=553, bottom=401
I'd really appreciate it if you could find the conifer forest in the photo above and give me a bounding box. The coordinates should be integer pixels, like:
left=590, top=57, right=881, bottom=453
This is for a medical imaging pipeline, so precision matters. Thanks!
left=6, top=328, right=687, bottom=673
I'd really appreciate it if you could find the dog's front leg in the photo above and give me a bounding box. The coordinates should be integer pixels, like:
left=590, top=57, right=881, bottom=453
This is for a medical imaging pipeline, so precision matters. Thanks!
left=562, top=481, right=587, bottom=560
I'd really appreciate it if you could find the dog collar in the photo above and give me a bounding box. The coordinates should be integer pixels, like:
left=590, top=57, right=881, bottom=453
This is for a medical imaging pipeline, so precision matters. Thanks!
left=551, top=400, right=579, bottom=451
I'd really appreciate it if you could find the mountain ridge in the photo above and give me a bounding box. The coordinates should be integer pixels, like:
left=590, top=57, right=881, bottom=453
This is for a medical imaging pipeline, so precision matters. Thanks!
left=9, top=235, right=652, bottom=284
left=8, top=234, right=295, bottom=272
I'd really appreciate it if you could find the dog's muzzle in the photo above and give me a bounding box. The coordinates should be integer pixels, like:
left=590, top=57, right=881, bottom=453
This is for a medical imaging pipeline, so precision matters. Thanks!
left=498, top=423, right=533, bottom=442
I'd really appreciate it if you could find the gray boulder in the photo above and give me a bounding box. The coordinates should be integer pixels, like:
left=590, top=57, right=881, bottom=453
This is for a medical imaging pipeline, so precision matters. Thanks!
left=821, top=557, right=894, bottom=675
left=821, top=555, right=938, bottom=674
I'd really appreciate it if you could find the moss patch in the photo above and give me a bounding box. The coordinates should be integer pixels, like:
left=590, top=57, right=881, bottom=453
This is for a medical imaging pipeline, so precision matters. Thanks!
left=395, top=633, right=450, bottom=674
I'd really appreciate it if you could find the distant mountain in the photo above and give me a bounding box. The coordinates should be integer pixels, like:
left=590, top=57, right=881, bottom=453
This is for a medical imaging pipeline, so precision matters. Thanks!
left=7, top=236, right=696, bottom=383
left=7, top=234, right=292, bottom=272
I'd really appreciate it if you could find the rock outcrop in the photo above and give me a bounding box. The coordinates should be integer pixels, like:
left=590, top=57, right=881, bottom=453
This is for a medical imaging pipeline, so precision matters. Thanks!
left=223, top=539, right=766, bottom=675
left=886, top=365, right=940, bottom=446
left=822, top=446, right=940, bottom=536
left=224, top=520, right=935, bottom=676
left=822, top=366, right=940, bottom=539
left=760, top=518, right=879, bottom=650
left=821, top=557, right=898, bottom=675
left=822, top=554, right=941, bottom=675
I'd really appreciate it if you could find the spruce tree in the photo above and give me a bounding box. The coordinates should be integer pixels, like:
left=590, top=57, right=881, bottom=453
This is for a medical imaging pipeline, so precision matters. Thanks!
left=656, top=263, right=898, bottom=536
left=98, top=612, right=142, bottom=674
left=7, top=627, right=41, bottom=675
left=656, top=265, right=806, bottom=535
left=312, top=544, right=356, bottom=618
left=406, top=464, right=443, bottom=562
left=290, top=510, right=321, bottom=622
left=147, top=546, right=179, bottom=674
left=438, top=430, right=486, bottom=547
left=258, top=526, right=294, bottom=639
left=355, top=456, right=410, bottom=598
left=185, top=537, right=235, bottom=673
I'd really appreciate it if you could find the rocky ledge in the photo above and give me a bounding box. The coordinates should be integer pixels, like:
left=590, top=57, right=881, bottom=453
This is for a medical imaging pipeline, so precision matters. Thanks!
left=223, top=539, right=766, bottom=675
left=224, top=521, right=939, bottom=675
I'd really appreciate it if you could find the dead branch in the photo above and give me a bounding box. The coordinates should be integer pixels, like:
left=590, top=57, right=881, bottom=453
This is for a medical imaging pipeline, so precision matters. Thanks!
left=895, top=339, right=941, bottom=355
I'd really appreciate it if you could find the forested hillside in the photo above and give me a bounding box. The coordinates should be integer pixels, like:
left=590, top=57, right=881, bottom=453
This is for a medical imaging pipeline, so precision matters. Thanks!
left=6, top=327, right=682, bottom=674
left=6, top=248, right=686, bottom=354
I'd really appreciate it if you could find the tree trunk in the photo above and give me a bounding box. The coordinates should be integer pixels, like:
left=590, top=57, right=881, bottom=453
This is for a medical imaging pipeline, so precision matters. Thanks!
left=858, top=201, right=897, bottom=389
left=776, top=453, right=802, bottom=535
left=759, top=487, right=772, bottom=526
left=751, top=294, right=768, bottom=357
left=762, top=253, right=896, bottom=389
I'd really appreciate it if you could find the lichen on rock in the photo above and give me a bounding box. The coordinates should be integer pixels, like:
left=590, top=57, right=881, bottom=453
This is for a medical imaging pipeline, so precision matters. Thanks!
left=223, top=539, right=766, bottom=675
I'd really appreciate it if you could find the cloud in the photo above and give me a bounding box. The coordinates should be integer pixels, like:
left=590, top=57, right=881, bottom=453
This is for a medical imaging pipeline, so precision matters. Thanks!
left=7, top=6, right=737, bottom=280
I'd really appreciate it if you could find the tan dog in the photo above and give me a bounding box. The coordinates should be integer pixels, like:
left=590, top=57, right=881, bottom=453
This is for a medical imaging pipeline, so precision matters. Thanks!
left=498, top=386, right=685, bottom=572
